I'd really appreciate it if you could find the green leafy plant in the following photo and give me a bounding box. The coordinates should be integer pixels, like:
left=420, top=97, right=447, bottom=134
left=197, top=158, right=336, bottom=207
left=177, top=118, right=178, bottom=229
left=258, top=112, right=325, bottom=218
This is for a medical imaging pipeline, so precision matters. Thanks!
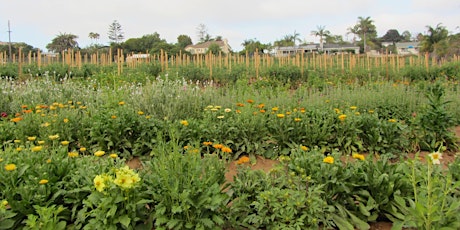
left=23, top=205, right=67, bottom=230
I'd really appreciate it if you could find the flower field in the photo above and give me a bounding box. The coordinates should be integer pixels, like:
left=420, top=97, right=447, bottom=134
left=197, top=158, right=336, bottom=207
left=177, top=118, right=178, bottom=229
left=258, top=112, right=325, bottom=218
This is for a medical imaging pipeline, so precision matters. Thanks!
left=1, top=58, right=460, bottom=229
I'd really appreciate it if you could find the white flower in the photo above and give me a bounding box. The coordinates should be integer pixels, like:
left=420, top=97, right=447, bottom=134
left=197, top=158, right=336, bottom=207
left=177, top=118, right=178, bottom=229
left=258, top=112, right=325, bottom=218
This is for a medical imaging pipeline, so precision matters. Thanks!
left=428, top=151, right=442, bottom=165
left=224, top=108, right=231, bottom=113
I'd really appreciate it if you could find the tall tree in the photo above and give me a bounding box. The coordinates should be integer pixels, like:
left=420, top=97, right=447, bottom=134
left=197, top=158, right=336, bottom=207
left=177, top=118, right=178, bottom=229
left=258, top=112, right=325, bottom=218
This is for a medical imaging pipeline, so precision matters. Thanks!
left=88, top=32, right=100, bottom=44
left=274, top=31, right=301, bottom=47
left=347, top=26, right=359, bottom=45
left=108, top=20, right=124, bottom=44
left=311, top=25, right=331, bottom=51
left=381, top=29, right=403, bottom=44
left=240, top=39, right=270, bottom=55
left=354, top=16, right=377, bottom=52
left=196, top=23, right=209, bottom=43
left=420, top=23, right=449, bottom=54
left=46, top=33, right=79, bottom=53
left=176, top=35, right=192, bottom=49
left=401, top=30, right=412, bottom=42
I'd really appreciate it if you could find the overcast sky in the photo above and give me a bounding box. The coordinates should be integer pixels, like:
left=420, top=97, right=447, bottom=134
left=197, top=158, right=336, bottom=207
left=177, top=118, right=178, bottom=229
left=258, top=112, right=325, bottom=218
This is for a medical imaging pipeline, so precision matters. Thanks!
left=1, top=0, right=459, bottom=52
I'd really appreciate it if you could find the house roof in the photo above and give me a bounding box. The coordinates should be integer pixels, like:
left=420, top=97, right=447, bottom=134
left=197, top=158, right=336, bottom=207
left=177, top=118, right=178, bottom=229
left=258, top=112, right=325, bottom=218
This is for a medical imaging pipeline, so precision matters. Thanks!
left=395, top=42, right=420, bottom=48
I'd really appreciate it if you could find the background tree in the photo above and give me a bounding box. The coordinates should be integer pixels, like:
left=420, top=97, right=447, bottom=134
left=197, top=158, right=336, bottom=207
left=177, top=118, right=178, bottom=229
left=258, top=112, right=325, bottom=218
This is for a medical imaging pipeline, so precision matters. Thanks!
left=176, top=35, right=193, bottom=49
left=0, top=42, right=38, bottom=56
left=206, top=43, right=222, bottom=55
left=381, top=29, right=403, bottom=44
left=122, top=33, right=167, bottom=54
left=240, top=39, right=270, bottom=55
left=46, top=33, right=79, bottom=53
left=108, top=20, right=124, bottom=44
left=325, top=35, right=346, bottom=45
left=274, top=31, right=301, bottom=47
left=311, top=25, right=331, bottom=51
left=88, top=32, right=100, bottom=44
left=401, top=30, right=412, bottom=42
left=347, top=26, right=359, bottom=45
left=353, top=16, right=377, bottom=52
left=420, top=23, right=448, bottom=55
left=196, top=23, right=210, bottom=43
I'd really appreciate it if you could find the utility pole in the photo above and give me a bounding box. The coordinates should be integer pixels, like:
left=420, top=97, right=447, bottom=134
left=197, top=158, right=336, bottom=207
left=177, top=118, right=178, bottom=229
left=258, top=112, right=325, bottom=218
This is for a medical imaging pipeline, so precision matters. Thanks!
left=8, top=20, right=12, bottom=62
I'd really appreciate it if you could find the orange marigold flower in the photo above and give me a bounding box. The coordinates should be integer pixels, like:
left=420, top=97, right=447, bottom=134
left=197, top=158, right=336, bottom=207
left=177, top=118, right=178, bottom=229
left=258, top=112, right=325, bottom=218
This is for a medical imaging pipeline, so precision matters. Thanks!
left=203, top=141, right=213, bottom=146
left=222, top=146, right=232, bottom=153
left=257, top=103, right=265, bottom=109
left=246, top=99, right=254, bottom=104
left=236, top=103, right=245, bottom=107
left=11, top=117, right=23, bottom=122
left=213, top=144, right=224, bottom=149
left=237, top=156, right=250, bottom=165
left=21, top=105, right=28, bottom=109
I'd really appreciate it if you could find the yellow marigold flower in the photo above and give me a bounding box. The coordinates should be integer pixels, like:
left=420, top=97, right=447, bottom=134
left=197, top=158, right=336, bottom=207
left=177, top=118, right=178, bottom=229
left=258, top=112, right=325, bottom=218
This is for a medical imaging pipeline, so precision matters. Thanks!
left=39, top=179, right=49, bottom=185
left=137, top=111, right=144, bottom=115
left=35, top=109, right=42, bottom=113
left=203, top=141, right=213, bottom=146
left=145, top=115, right=151, bottom=119
left=11, top=117, right=23, bottom=122
left=217, top=115, right=224, bottom=119
left=214, top=106, right=222, bottom=109
left=68, top=152, right=79, bottom=158
left=4, top=164, right=17, bottom=171
left=224, top=108, right=232, bottom=113
left=222, top=146, right=232, bottom=153
left=237, top=156, right=250, bottom=165
left=350, top=106, right=357, bottom=110
left=49, top=134, right=59, bottom=140
left=68, top=101, right=73, bottom=104
left=94, top=175, right=107, bottom=192
left=355, top=112, right=360, bottom=116
left=300, top=108, right=306, bottom=113
left=325, top=100, right=330, bottom=103
left=0, top=158, right=2, bottom=163
left=61, top=141, right=70, bottom=146
left=31, top=146, right=43, bottom=152
left=388, top=119, right=397, bottom=123
left=210, top=108, right=219, bottom=111
left=272, top=107, right=279, bottom=112
left=58, top=103, right=64, bottom=108
left=428, top=151, right=442, bottom=165
left=52, top=102, right=59, bottom=106
left=63, top=118, right=69, bottom=123
left=46, top=159, right=51, bottom=163
left=285, top=111, right=291, bottom=115
left=27, top=136, right=36, bottom=141
left=110, top=153, right=118, bottom=159
left=113, top=166, right=140, bottom=190
left=16, top=147, right=22, bottom=152
left=79, top=106, right=87, bottom=109
left=94, top=150, right=105, bottom=157
left=368, top=110, right=375, bottom=114
left=213, top=144, right=223, bottom=149
left=118, top=101, right=125, bottom=105
left=338, top=114, right=347, bottom=121
left=300, top=145, right=309, bottom=151
left=180, top=120, right=189, bottom=126
left=334, top=108, right=341, bottom=114
left=352, top=153, right=365, bottom=161
left=276, top=114, right=285, bottom=118
left=323, top=156, right=334, bottom=164
left=38, top=140, right=45, bottom=145
left=77, top=101, right=82, bottom=105
left=294, top=118, right=302, bottom=122
left=111, top=115, right=117, bottom=119
left=80, top=147, right=86, bottom=152
left=1, top=200, right=8, bottom=207
left=41, top=122, right=50, bottom=127
left=14, top=139, right=21, bottom=143
left=49, top=105, right=56, bottom=110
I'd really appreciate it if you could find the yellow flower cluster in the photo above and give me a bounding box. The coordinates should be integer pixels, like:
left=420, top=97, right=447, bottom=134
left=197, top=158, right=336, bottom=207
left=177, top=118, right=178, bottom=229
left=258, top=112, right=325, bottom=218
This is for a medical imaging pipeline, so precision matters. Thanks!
left=94, top=166, right=141, bottom=192
left=113, top=166, right=141, bottom=190
left=323, top=156, right=334, bottom=164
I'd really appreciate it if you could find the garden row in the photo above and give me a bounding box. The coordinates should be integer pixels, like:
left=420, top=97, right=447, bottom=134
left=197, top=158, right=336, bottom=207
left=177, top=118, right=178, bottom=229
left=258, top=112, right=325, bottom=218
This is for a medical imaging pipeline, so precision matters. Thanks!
left=1, top=141, right=460, bottom=229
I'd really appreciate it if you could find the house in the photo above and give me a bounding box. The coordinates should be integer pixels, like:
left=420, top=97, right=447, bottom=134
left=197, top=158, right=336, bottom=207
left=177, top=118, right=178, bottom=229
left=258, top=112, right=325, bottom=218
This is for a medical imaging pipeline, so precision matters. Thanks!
left=273, top=43, right=360, bottom=57
left=395, top=42, right=420, bottom=55
left=185, top=39, right=231, bottom=55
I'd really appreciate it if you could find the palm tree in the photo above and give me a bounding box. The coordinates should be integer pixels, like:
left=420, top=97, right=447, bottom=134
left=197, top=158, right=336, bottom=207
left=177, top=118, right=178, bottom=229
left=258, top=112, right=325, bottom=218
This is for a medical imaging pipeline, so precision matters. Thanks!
left=347, top=26, right=359, bottom=45
left=311, top=25, right=331, bottom=51
left=421, top=23, right=448, bottom=53
left=46, top=33, right=79, bottom=53
left=88, top=32, right=100, bottom=44
left=355, top=16, right=376, bottom=52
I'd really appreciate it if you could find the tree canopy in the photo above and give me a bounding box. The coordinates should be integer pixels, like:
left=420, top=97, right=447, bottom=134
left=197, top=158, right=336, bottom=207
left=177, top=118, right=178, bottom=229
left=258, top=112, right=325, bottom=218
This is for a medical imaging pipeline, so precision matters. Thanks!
left=46, top=33, right=79, bottom=53
left=108, top=20, right=124, bottom=44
